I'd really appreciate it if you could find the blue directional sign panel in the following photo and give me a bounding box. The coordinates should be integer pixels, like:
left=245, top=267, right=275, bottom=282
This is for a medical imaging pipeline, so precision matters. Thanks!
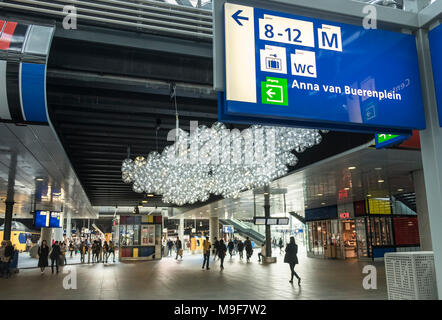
left=429, top=24, right=442, bottom=127
left=219, top=3, right=425, bottom=134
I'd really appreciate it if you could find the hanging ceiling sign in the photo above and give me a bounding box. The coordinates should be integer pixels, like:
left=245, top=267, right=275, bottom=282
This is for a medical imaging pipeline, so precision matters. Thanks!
left=217, top=2, right=425, bottom=134
left=375, top=133, right=409, bottom=149
left=429, top=23, right=442, bottom=128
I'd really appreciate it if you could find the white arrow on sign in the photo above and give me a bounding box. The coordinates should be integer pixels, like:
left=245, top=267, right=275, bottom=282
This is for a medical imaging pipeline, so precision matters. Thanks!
left=266, top=88, right=275, bottom=98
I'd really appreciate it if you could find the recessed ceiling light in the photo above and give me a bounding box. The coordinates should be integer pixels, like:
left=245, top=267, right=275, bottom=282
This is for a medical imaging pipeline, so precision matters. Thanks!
left=317, top=193, right=323, bottom=196
left=378, top=179, right=384, bottom=183
left=142, top=200, right=148, bottom=204
left=344, top=187, right=350, bottom=190
left=367, top=194, right=372, bottom=197
left=397, top=188, right=404, bottom=192
left=35, top=178, right=44, bottom=182
left=348, top=166, right=356, bottom=170
left=147, top=194, right=154, bottom=197
left=264, top=192, right=269, bottom=195
left=321, top=202, right=326, bottom=205
left=375, top=167, right=382, bottom=170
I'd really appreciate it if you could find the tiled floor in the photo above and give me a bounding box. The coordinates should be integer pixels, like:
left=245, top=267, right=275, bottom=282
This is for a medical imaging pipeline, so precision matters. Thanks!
left=0, top=248, right=387, bottom=300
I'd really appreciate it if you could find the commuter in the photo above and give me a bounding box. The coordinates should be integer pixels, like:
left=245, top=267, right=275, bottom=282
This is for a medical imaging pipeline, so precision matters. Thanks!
left=38, top=240, right=49, bottom=273
left=227, top=239, right=234, bottom=258
left=108, top=240, right=116, bottom=262
left=80, top=241, right=86, bottom=263
left=202, top=238, right=211, bottom=270
left=50, top=241, right=61, bottom=274
left=94, top=241, right=101, bottom=263
left=279, top=238, right=284, bottom=254
left=237, top=240, right=244, bottom=260
left=26, top=237, right=32, bottom=252
left=60, top=242, right=67, bottom=265
left=0, top=241, right=6, bottom=278
left=69, top=241, right=75, bottom=258
left=218, top=239, right=227, bottom=270
left=103, top=241, right=109, bottom=263
left=213, top=237, right=219, bottom=261
left=244, top=237, right=253, bottom=262
left=175, top=236, right=183, bottom=260
left=258, top=242, right=266, bottom=262
left=91, top=241, right=97, bottom=263
left=167, top=239, right=174, bottom=256
left=284, top=237, right=301, bottom=285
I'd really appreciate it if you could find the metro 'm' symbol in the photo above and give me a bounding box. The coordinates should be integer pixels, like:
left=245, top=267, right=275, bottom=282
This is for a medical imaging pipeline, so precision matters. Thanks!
left=0, top=20, right=18, bottom=50
left=317, top=24, right=343, bottom=52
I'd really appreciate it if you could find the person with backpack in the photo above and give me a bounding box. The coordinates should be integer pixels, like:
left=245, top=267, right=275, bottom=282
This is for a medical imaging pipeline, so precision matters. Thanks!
left=79, top=241, right=86, bottom=263
left=244, top=237, right=253, bottom=262
left=202, top=238, right=211, bottom=270
left=237, top=240, right=244, bottom=260
left=213, top=237, right=219, bottom=261
left=218, top=239, right=227, bottom=270
left=38, top=240, right=49, bottom=273
left=227, top=239, right=234, bottom=258
left=284, top=236, right=301, bottom=285
left=69, top=241, right=74, bottom=258
left=50, top=241, right=61, bottom=274
left=175, top=237, right=183, bottom=260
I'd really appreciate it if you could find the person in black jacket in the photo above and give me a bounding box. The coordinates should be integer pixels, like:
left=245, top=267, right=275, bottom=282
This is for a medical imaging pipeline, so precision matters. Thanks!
left=50, top=241, right=61, bottom=274
left=237, top=240, right=244, bottom=260
left=284, top=237, right=301, bottom=285
left=218, top=239, right=227, bottom=270
left=227, top=239, right=234, bottom=258
left=38, top=240, right=49, bottom=273
left=213, top=237, right=219, bottom=261
left=3, top=241, right=14, bottom=278
left=175, top=237, right=183, bottom=260
left=244, top=237, right=253, bottom=262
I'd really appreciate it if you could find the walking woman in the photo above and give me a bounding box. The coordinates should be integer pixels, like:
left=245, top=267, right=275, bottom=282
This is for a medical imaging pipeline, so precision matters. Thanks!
left=218, top=239, right=227, bottom=270
left=38, top=240, right=49, bottom=273
left=50, top=241, right=61, bottom=274
left=284, top=237, right=301, bottom=285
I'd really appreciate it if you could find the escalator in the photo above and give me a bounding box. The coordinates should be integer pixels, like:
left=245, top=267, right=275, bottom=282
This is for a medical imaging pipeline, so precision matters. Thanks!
left=219, top=218, right=265, bottom=244
left=289, top=211, right=306, bottom=224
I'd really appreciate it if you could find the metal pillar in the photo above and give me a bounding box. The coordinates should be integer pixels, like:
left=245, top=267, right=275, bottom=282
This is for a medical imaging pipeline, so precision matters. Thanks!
left=264, top=186, right=272, bottom=257
left=416, top=27, right=442, bottom=297
left=209, top=216, right=219, bottom=245
left=413, top=170, right=433, bottom=251
left=3, top=152, right=17, bottom=241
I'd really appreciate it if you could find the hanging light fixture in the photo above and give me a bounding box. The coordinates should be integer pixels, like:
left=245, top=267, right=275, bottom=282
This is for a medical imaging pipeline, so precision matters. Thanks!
left=122, top=121, right=326, bottom=205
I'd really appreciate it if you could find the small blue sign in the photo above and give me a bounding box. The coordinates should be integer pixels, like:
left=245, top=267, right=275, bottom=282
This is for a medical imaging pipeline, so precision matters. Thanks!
left=429, top=24, right=442, bottom=127
left=220, top=3, right=425, bottom=134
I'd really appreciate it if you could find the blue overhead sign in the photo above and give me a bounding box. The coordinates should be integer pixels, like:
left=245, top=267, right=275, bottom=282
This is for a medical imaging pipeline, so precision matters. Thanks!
left=429, top=24, right=442, bottom=127
left=219, top=3, right=425, bottom=134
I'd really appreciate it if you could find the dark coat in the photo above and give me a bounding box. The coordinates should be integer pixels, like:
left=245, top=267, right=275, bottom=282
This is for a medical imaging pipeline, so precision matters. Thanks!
left=38, top=245, right=49, bottom=267
left=228, top=242, right=234, bottom=250
left=244, top=240, right=253, bottom=253
left=237, top=241, right=244, bottom=251
left=218, top=243, right=227, bottom=258
left=284, top=243, right=299, bottom=264
left=50, top=244, right=61, bottom=259
left=4, top=245, right=14, bottom=261
left=176, top=240, right=182, bottom=250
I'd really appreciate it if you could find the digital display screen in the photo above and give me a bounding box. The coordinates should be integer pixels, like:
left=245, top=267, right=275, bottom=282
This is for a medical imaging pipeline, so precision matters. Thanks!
left=254, top=218, right=266, bottom=225
left=34, top=211, right=50, bottom=228
left=49, top=212, right=62, bottom=228
left=277, top=218, right=289, bottom=225
left=267, top=218, right=278, bottom=225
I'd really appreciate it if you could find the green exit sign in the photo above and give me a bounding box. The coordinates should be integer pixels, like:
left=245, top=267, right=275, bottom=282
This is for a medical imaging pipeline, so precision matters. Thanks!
left=375, top=133, right=408, bottom=149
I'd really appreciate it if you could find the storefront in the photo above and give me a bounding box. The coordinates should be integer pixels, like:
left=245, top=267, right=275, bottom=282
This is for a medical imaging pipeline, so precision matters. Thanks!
left=118, top=214, right=163, bottom=261
left=306, top=198, right=420, bottom=261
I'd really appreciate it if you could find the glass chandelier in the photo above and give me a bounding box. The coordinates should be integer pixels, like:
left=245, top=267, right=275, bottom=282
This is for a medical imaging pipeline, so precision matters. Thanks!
left=122, top=122, right=326, bottom=206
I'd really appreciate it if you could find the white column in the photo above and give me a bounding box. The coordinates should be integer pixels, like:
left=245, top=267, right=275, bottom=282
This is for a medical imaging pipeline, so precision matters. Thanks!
left=413, top=170, right=433, bottom=251
left=66, top=211, right=72, bottom=239
left=209, top=216, right=219, bottom=245
left=178, top=217, right=184, bottom=242
left=40, top=227, right=52, bottom=245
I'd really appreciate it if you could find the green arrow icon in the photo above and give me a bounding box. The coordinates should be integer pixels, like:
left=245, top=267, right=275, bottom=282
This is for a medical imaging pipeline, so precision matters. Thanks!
left=261, top=77, right=288, bottom=106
